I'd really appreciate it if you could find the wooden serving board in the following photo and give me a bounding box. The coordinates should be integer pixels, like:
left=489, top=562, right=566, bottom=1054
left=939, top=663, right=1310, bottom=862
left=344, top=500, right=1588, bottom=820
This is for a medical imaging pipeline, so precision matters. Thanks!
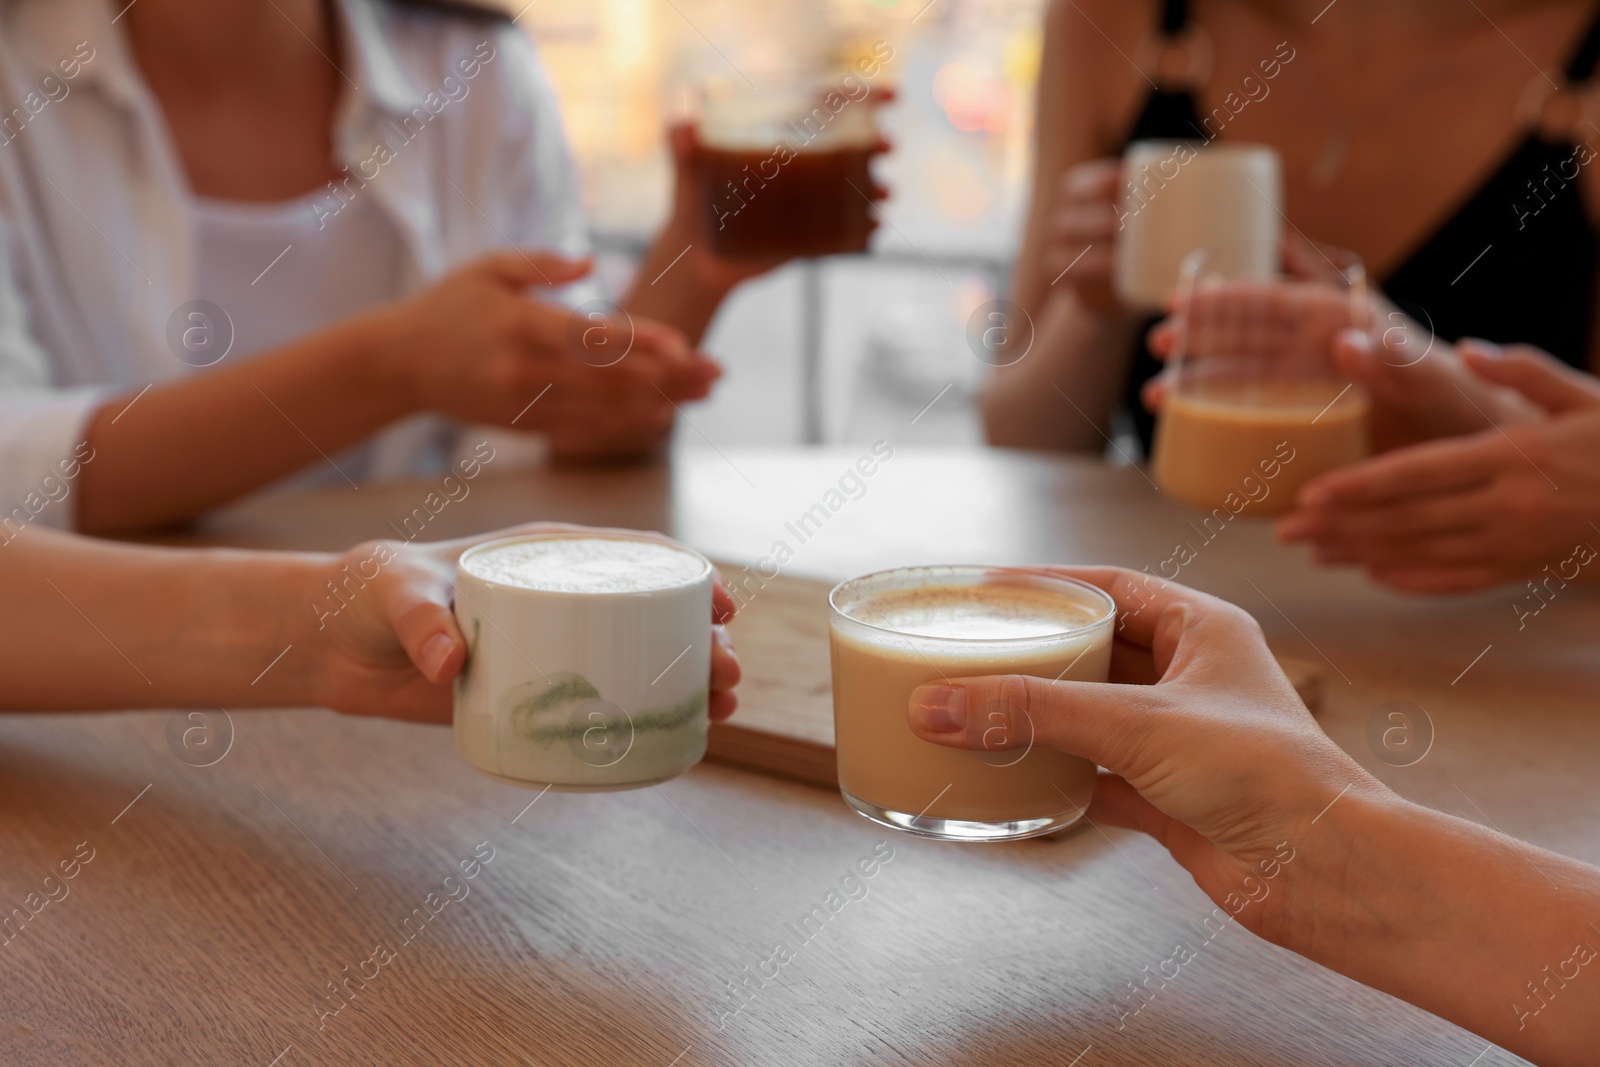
left=705, top=569, right=1322, bottom=789
left=706, top=569, right=840, bottom=787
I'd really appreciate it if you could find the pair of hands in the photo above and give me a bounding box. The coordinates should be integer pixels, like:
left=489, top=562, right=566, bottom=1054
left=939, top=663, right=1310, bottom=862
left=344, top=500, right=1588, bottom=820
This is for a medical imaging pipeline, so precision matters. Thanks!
left=298, top=536, right=1589, bottom=1058
left=326, top=540, right=1353, bottom=949
left=366, top=129, right=767, bottom=462
left=1145, top=280, right=1540, bottom=450
left=1145, top=267, right=1600, bottom=594
left=373, top=116, right=891, bottom=462
left=298, top=523, right=740, bottom=725
left=375, top=252, right=719, bottom=462
left=1278, top=341, right=1600, bottom=593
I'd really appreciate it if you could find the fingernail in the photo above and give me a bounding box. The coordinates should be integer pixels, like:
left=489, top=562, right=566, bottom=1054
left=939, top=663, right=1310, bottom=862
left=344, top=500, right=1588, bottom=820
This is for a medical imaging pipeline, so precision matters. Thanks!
left=909, top=684, right=967, bottom=733
left=1340, top=328, right=1374, bottom=357
left=1276, top=517, right=1306, bottom=542
left=420, top=632, right=454, bottom=681
left=1461, top=338, right=1503, bottom=358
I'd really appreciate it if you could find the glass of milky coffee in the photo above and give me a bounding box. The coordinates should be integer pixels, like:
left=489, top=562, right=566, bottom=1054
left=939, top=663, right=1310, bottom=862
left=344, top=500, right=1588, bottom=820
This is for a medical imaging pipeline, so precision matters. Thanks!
left=829, top=566, right=1115, bottom=842
left=453, top=533, right=714, bottom=791
left=1151, top=247, right=1372, bottom=517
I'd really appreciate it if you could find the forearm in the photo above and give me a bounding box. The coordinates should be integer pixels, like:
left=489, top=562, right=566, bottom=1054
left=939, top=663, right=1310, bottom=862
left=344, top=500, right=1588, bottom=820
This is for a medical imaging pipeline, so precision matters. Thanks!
left=982, top=294, right=1139, bottom=451
left=76, top=311, right=412, bottom=534
left=0, top=529, right=331, bottom=710
left=1287, top=791, right=1600, bottom=1065
left=621, top=225, right=734, bottom=345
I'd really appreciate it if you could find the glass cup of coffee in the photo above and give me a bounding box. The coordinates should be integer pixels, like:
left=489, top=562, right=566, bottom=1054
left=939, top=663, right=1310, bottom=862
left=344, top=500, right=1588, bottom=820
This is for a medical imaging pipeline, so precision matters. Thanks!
left=828, top=566, right=1115, bottom=842
left=452, top=533, right=714, bottom=791
left=1114, top=140, right=1283, bottom=311
left=694, top=76, right=879, bottom=259
left=1151, top=248, right=1372, bottom=517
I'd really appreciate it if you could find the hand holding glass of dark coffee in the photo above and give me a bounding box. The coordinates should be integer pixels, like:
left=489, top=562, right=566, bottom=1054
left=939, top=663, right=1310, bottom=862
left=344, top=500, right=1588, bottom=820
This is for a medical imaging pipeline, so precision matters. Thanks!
left=692, top=60, right=893, bottom=261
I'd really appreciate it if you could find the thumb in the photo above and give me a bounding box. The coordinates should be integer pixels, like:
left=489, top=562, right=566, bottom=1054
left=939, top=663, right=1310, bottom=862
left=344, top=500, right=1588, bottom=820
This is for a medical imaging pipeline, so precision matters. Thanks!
left=907, top=674, right=1158, bottom=774
left=1459, top=339, right=1600, bottom=414
left=667, top=120, right=698, bottom=169
left=1330, top=325, right=1435, bottom=401
left=380, top=559, right=466, bottom=685
left=478, top=249, right=594, bottom=289
left=1329, top=327, right=1382, bottom=383
left=629, top=316, right=695, bottom=362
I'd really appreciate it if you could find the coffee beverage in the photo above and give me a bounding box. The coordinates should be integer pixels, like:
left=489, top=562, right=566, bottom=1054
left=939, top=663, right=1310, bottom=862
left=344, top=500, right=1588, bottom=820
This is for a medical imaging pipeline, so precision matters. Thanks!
left=453, top=534, right=713, bottom=791
left=1153, top=377, right=1369, bottom=516
left=829, top=567, right=1114, bottom=842
left=696, top=84, right=877, bottom=259
left=1115, top=141, right=1283, bottom=310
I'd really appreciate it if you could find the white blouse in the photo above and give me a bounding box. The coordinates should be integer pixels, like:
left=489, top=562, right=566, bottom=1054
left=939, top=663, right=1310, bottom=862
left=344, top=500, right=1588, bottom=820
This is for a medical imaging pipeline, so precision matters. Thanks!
left=0, top=0, right=594, bottom=525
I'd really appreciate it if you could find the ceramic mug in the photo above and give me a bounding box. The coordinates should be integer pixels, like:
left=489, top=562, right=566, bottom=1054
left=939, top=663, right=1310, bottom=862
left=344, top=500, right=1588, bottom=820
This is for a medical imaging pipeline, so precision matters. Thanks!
left=1114, top=140, right=1284, bottom=310
left=452, top=533, right=714, bottom=791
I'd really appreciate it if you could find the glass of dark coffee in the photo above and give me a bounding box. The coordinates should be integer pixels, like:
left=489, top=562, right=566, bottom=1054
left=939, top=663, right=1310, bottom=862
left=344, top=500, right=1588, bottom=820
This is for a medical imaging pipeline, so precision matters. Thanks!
left=694, top=77, right=881, bottom=259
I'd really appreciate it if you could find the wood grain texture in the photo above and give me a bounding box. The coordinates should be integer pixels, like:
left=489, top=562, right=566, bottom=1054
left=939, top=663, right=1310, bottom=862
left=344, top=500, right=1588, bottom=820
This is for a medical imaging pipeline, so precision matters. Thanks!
left=9, top=447, right=1589, bottom=1066
left=705, top=565, right=838, bottom=788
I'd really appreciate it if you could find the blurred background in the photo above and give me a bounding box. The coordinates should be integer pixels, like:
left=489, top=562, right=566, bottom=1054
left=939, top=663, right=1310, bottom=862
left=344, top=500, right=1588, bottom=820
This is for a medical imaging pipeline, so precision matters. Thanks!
left=515, top=0, right=1045, bottom=446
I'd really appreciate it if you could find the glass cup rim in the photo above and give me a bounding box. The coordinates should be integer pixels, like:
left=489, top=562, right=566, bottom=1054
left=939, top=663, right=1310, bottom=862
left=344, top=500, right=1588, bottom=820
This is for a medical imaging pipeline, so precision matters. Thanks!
left=1170, top=358, right=1362, bottom=393
left=828, top=564, right=1117, bottom=646
left=1125, top=137, right=1279, bottom=162
left=456, top=532, right=712, bottom=598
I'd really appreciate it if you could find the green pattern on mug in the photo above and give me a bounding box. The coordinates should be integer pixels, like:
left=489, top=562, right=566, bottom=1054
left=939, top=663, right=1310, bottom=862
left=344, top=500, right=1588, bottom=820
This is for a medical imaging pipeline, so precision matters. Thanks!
left=501, top=672, right=706, bottom=745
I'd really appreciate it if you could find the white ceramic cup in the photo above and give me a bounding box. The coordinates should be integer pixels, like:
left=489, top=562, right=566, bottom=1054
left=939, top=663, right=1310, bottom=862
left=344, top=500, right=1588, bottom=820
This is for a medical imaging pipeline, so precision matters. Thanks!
left=452, top=533, right=715, bottom=792
left=1114, top=141, right=1283, bottom=311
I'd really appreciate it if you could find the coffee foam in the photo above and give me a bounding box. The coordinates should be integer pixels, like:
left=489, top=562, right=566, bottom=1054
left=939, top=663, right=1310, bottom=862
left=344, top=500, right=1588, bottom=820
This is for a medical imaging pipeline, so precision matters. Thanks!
left=699, top=92, right=876, bottom=152
left=463, top=537, right=708, bottom=595
left=841, top=583, right=1107, bottom=643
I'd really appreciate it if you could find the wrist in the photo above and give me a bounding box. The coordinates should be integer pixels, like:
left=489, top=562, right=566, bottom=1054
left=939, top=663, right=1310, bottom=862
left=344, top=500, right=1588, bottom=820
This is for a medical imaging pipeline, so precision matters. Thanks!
left=1259, top=782, right=1397, bottom=954
left=230, top=549, right=341, bottom=708
left=343, top=306, right=423, bottom=417
left=650, top=221, right=736, bottom=299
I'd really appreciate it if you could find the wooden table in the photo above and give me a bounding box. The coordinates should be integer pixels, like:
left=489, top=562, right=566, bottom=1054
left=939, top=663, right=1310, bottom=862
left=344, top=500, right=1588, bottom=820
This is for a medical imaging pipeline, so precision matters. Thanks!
left=5, top=447, right=1595, bottom=1066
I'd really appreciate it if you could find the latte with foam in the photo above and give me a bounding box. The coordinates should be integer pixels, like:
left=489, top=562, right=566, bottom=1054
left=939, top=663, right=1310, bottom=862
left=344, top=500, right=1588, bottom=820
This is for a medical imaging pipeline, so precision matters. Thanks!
left=454, top=535, right=714, bottom=792
left=829, top=568, right=1114, bottom=841
left=461, top=536, right=709, bottom=595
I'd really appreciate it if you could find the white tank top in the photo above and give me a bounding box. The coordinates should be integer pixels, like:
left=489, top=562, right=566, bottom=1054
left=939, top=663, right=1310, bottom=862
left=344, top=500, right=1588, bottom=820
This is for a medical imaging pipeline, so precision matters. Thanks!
left=189, top=189, right=440, bottom=485
left=193, top=189, right=403, bottom=360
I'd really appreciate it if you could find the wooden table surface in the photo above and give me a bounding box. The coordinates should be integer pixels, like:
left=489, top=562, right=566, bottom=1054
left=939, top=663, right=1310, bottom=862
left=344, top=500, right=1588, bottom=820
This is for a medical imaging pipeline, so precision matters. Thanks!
left=5, top=446, right=1596, bottom=1067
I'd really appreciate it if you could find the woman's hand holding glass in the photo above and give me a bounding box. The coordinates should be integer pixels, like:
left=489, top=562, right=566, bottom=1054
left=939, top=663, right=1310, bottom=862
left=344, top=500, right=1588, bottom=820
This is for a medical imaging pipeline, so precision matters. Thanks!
left=1148, top=284, right=1540, bottom=448
left=905, top=567, right=1374, bottom=942
left=655, top=104, right=896, bottom=295
left=902, top=567, right=1600, bottom=1064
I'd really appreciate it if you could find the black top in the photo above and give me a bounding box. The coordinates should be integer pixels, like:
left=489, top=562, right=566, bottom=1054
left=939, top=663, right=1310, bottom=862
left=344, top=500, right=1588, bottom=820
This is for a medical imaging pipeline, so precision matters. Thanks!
left=1118, top=0, right=1600, bottom=449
